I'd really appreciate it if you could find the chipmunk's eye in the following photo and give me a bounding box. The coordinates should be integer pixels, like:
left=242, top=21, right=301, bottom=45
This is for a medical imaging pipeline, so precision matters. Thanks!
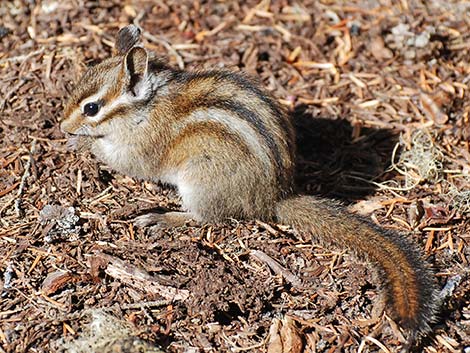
left=83, top=102, right=100, bottom=117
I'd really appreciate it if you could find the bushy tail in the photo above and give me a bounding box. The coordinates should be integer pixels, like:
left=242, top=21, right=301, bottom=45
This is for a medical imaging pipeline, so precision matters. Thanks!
left=275, top=195, right=439, bottom=338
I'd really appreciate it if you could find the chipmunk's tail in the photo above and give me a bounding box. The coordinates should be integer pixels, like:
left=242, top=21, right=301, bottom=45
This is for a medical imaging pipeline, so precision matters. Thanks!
left=275, top=195, right=439, bottom=339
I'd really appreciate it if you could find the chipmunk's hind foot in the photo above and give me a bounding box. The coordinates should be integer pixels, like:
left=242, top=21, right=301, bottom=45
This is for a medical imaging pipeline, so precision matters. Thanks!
left=134, top=211, right=193, bottom=229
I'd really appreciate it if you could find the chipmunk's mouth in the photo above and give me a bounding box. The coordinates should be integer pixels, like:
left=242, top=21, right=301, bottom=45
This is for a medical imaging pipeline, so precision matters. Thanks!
left=65, top=132, right=105, bottom=139
left=60, top=121, right=105, bottom=139
left=65, top=133, right=104, bottom=151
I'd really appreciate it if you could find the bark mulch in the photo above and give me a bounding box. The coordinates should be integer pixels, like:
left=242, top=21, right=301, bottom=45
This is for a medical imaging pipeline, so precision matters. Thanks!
left=0, top=1, right=469, bottom=352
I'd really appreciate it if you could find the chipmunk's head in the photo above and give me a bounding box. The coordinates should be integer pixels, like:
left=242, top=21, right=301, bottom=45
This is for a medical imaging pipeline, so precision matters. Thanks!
left=61, top=25, right=153, bottom=139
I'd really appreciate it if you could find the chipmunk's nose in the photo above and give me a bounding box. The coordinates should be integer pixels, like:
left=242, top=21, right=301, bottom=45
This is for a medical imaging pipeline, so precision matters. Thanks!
left=59, top=120, right=69, bottom=134
left=60, top=118, right=78, bottom=135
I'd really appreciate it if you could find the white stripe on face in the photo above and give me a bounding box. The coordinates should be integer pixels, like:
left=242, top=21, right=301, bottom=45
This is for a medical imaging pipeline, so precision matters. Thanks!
left=82, top=75, right=157, bottom=125
left=81, top=85, right=111, bottom=123
left=82, top=86, right=138, bottom=125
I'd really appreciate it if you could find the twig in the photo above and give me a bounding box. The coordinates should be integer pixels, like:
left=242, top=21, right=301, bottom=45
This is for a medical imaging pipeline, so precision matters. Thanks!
left=130, top=12, right=184, bottom=69
left=0, top=182, right=20, bottom=197
left=142, top=32, right=185, bottom=70
left=0, top=49, right=44, bottom=65
left=92, top=252, right=190, bottom=301
left=121, top=299, right=172, bottom=310
left=357, top=335, right=391, bottom=353
left=255, top=220, right=279, bottom=236
left=15, top=138, right=37, bottom=218
left=250, top=250, right=302, bottom=288
left=0, top=77, right=30, bottom=113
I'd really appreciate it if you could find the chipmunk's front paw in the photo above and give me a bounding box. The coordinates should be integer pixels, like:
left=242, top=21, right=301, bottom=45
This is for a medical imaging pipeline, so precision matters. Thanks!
left=134, top=211, right=193, bottom=229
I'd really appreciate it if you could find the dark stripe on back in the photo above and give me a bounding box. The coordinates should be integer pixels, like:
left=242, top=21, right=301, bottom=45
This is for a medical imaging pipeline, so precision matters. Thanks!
left=173, top=70, right=294, bottom=189
left=177, top=70, right=294, bottom=147
left=211, top=99, right=288, bottom=187
left=173, top=71, right=287, bottom=156
left=163, top=120, right=253, bottom=167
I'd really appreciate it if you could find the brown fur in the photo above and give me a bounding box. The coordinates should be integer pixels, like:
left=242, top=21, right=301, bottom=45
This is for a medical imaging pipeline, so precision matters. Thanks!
left=275, top=196, right=437, bottom=337
left=61, top=25, right=439, bottom=343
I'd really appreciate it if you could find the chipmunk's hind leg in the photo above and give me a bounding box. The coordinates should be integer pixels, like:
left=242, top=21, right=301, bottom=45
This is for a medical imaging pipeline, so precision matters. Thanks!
left=157, top=118, right=288, bottom=223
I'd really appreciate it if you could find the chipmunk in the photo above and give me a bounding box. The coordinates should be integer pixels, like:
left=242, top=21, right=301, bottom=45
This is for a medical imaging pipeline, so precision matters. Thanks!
left=61, top=25, right=439, bottom=343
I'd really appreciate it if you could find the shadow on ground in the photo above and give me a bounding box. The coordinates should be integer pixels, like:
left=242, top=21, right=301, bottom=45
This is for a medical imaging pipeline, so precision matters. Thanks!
left=292, top=104, right=399, bottom=201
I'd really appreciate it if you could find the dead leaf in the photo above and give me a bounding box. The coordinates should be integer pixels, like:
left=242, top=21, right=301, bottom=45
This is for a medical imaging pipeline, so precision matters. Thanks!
left=267, top=316, right=304, bottom=353
left=41, top=270, right=79, bottom=295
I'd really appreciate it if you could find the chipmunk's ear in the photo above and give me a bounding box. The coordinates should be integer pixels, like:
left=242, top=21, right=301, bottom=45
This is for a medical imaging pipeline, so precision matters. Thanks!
left=125, top=46, right=148, bottom=78
left=115, top=25, right=141, bottom=55
left=124, top=46, right=149, bottom=96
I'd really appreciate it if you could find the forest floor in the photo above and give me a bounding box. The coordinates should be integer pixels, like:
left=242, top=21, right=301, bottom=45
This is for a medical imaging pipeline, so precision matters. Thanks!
left=0, top=1, right=469, bottom=352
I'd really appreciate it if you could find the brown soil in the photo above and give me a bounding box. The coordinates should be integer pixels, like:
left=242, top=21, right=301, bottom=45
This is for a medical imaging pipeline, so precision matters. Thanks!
left=1, top=1, right=469, bottom=352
